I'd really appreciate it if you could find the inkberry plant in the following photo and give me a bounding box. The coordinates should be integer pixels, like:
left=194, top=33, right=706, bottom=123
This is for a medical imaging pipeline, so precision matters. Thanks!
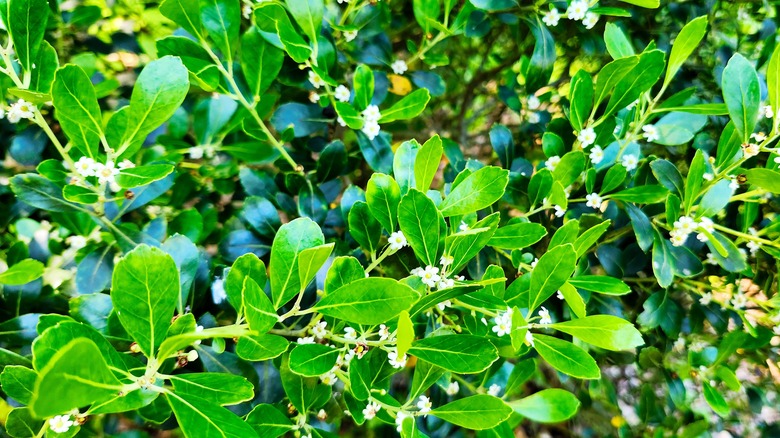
left=0, top=0, right=779, bottom=437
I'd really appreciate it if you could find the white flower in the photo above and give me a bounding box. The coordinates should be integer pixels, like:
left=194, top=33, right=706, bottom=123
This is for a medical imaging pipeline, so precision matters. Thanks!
left=705, top=252, right=718, bottom=266
left=362, top=105, right=381, bottom=123
left=391, top=60, right=408, bottom=75
left=118, top=159, right=135, bottom=170
left=530, top=257, right=539, bottom=269
left=437, top=279, right=454, bottom=291
left=695, top=217, right=714, bottom=242
left=731, top=293, right=748, bottom=309
left=418, top=265, right=441, bottom=287
left=95, top=160, right=120, bottom=185
left=189, top=146, right=204, bottom=159
left=312, top=321, right=328, bottom=339
left=544, top=155, right=561, bottom=171
left=308, top=70, right=325, bottom=88
left=440, top=255, right=454, bottom=267
left=761, top=104, right=774, bottom=119
left=585, top=193, right=602, bottom=210
left=388, top=349, right=407, bottom=368
left=492, top=308, right=513, bottom=337
left=362, top=120, right=381, bottom=140
left=417, top=396, right=432, bottom=415
left=186, top=350, right=199, bottom=362
left=673, top=337, right=686, bottom=352
left=395, top=411, right=409, bottom=432
left=589, top=145, right=604, bottom=164
left=242, top=4, right=252, bottom=19
left=320, top=370, right=338, bottom=385
left=410, top=267, right=424, bottom=276
left=74, top=156, right=97, bottom=177
left=487, top=384, right=502, bottom=396
left=538, top=306, right=552, bottom=325
left=553, top=205, right=565, bottom=217
left=334, top=85, right=351, bottom=102
left=582, top=12, right=599, bottom=29
left=66, top=235, right=87, bottom=249
left=525, top=331, right=534, bottom=347
left=344, top=30, right=358, bottom=42
left=577, top=127, right=596, bottom=147
left=308, top=92, right=320, bottom=103
left=669, top=229, right=687, bottom=247
left=297, top=336, right=315, bottom=344
left=542, top=8, right=561, bottom=27
left=378, top=324, right=391, bottom=341
left=48, top=415, right=74, bottom=434
left=7, top=99, right=35, bottom=123
left=317, top=409, right=327, bottom=420
left=747, top=240, right=761, bottom=255
left=621, top=154, right=638, bottom=171
left=742, top=143, right=760, bottom=158
left=566, top=0, right=589, bottom=21
left=703, top=172, right=714, bottom=181
left=626, top=99, right=640, bottom=110
left=446, top=381, right=460, bottom=395
left=750, top=132, right=767, bottom=143
left=344, top=327, right=357, bottom=340
left=363, top=401, right=381, bottom=420
left=459, top=221, right=469, bottom=232
left=556, top=290, right=565, bottom=300
left=336, top=116, right=347, bottom=127
left=389, top=231, right=408, bottom=250
left=527, top=111, right=541, bottom=124
left=211, top=274, right=227, bottom=304
left=699, top=292, right=712, bottom=305
left=642, top=124, right=659, bottom=142
left=527, top=94, right=541, bottom=110
left=673, top=215, right=698, bottom=234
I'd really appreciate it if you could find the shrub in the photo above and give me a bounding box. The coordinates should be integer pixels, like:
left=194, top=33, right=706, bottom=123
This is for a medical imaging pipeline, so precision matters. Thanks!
left=0, top=0, right=779, bottom=437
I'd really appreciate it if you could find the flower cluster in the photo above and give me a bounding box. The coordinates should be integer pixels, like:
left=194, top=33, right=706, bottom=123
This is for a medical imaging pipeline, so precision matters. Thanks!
left=6, top=98, right=36, bottom=123
left=492, top=307, right=513, bottom=337
left=72, top=157, right=134, bottom=191
left=412, top=254, right=461, bottom=291
left=669, top=215, right=714, bottom=246
left=360, top=104, right=382, bottom=140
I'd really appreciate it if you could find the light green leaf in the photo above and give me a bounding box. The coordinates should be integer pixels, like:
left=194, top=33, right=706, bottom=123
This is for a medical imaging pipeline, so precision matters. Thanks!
left=298, top=243, right=334, bottom=292
left=569, top=70, right=593, bottom=131
left=528, top=244, right=576, bottom=312
left=509, top=388, right=581, bottom=423
left=551, top=315, right=644, bottom=351
left=604, top=23, right=634, bottom=59
left=0, top=259, right=44, bottom=285
left=324, top=256, right=365, bottom=294
left=379, top=89, right=431, bottom=123
left=246, top=404, right=295, bottom=437
left=445, top=213, right=500, bottom=272
left=349, top=201, right=382, bottom=254
left=603, top=50, right=664, bottom=116
left=532, top=334, right=600, bottom=379
left=0, top=365, right=37, bottom=404
left=396, top=310, right=414, bottom=358
left=334, top=102, right=364, bottom=129
left=414, top=135, right=443, bottom=192
left=573, top=220, right=610, bottom=257
left=745, top=168, right=780, bottom=193
left=399, top=189, right=445, bottom=266
left=609, top=185, right=669, bottom=204
left=665, top=16, right=708, bottom=86
left=243, top=277, right=277, bottom=333
left=166, top=392, right=259, bottom=438
left=241, top=27, right=284, bottom=98
left=431, top=395, right=512, bottom=430
left=408, top=335, right=498, bottom=374
left=285, top=0, right=323, bottom=44
left=722, top=53, right=760, bottom=142
left=200, top=0, right=240, bottom=61
left=568, top=275, right=631, bottom=295
left=7, top=0, right=48, bottom=72
left=487, top=222, right=546, bottom=250
left=619, top=0, right=659, bottom=7
left=236, top=333, right=289, bottom=361
left=353, top=64, right=374, bottom=110
left=289, top=344, right=340, bottom=377
left=439, top=166, right=509, bottom=217
left=225, top=253, right=267, bottom=314
left=171, top=373, right=254, bottom=406
left=768, top=44, right=780, bottom=133
left=270, top=217, right=325, bottom=309
left=313, top=278, right=419, bottom=325
left=558, top=282, right=585, bottom=318
left=366, top=173, right=401, bottom=233
left=160, top=0, right=203, bottom=38
left=112, top=244, right=180, bottom=358
left=116, top=164, right=175, bottom=189
left=51, top=65, right=104, bottom=159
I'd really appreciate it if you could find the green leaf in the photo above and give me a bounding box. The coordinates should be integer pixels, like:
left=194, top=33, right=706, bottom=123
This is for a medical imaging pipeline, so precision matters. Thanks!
left=285, top=0, right=323, bottom=44
left=353, top=64, right=374, bottom=110
left=568, top=275, right=631, bottom=295
left=705, top=231, right=747, bottom=273
left=10, top=174, right=79, bottom=212
left=313, top=278, right=419, bottom=324
left=439, top=166, right=509, bottom=217
left=119, top=56, right=190, bottom=158
left=324, top=256, right=365, bottom=294
left=445, top=213, right=500, bottom=272
left=166, top=392, right=259, bottom=438
left=508, top=389, right=581, bottom=423
left=160, top=0, right=203, bottom=38
left=0, top=259, right=44, bottom=285
left=200, top=0, right=240, bottom=61
left=112, top=244, right=180, bottom=358
left=650, top=159, right=684, bottom=197
left=156, top=36, right=220, bottom=91
left=52, top=65, right=104, bottom=159
left=243, top=277, right=277, bottom=333
left=366, top=173, right=401, bottom=233
left=532, top=334, right=600, bottom=379
left=116, top=164, right=175, bottom=189
left=722, top=53, right=760, bottom=142
left=528, top=244, right=576, bottom=312
left=399, top=189, right=446, bottom=266
left=171, top=374, right=254, bottom=406
left=63, top=185, right=98, bottom=204
left=573, top=220, right=610, bottom=257
left=7, top=0, right=48, bottom=72
left=279, top=353, right=330, bottom=415
left=409, top=359, right=445, bottom=400
left=289, top=344, right=340, bottom=377
left=254, top=3, right=312, bottom=63
left=609, top=185, right=669, bottom=204
left=394, top=139, right=420, bottom=194
left=604, top=23, right=634, bottom=59
left=652, top=235, right=674, bottom=288
left=684, top=149, right=706, bottom=212
left=298, top=243, right=334, bottom=292
left=241, top=28, right=283, bottom=97
left=236, top=333, right=289, bottom=361
left=551, top=315, right=644, bottom=351
left=526, top=16, right=555, bottom=92
left=349, top=202, right=382, bottom=254
left=0, top=365, right=37, bottom=404
left=414, top=135, right=443, bottom=192
left=569, top=70, right=593, bottom=131
left=745, top=168, right=780, bottom=193
left=379, top=89, right=431, bottom=123
left=558, top=282, right=586, bottom=319
left=225, top=252, right=267, bottom=314
left=334, top=102, right=364, bottom=129
left=6, top=407, right=43, bottom=438
left=431, top=395, right=512, bottom=430
left=246, top=404, right=295, bottom=437
left=487, top=222, right=546, bottom=250
left=29, top=338, right=123, bottom=418
left=768, top=43, right=780, bottom=133
left=408, top=335, right=499, bottom=374
left=702, top=381, right=730, bottom=417
left=665, top=16, right=708, bottom=86
left=619, top=0, right=659, bottom=7
left=32, top=321, right=126, bottom=371
left=593, top=56, right=639, bottom=109
left=604, top=50, right=664, bottom=116
left=270, top=217, right=325, bottom=309
left=31, top=41, right=58, bottom=94
left=396, top=310, right=414, bottom=358
left=697, top=179, right=732, bottom=217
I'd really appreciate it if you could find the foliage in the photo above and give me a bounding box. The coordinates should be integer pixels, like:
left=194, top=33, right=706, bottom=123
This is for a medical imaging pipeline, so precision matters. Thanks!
left=0, top=0, right=779, bottom=437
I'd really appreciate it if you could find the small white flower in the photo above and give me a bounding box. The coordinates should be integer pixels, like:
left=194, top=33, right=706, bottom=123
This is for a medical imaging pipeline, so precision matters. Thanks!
left=527, top=111, right=541, bottom=124
left=363, top=401, right=381, bottom=420
left=492, top=308, right=513, bottom=337
left=320, top=370, right=338, bottom=385
left=418, top=265, right=441, bottom=287
left=189, top=146, right=204, bottom=159
left=585, top=193, right=602, bottom=210
left=391, top=60, right=408, bottom=75
left=553, top=205, right=565, bottom=217
left=446, top=381, right=460, bottom=395
left=582, top=12, right=599, bottom=29
left=395, top=411, right=409, bottom=432
left=308, top=70, right=325, bottom=88
left=74, top=156, right=97, bottom=177
left=389, top=231, right=408, bottom=250
left=703, top=172, right=714, bottom=181
left=417, top=396, right=432, bottom=415
left=344, top=30, right=358, bottom=42
left=440, top=255, right=454, bottom=267
left=388, top=349, right=407, bottom=368
left=530, top=257, right=539, bottom=269
left=642, top=124, right=659, bottom=142
left=118, top=159, right=135, bottom=170
left=525, top=331, right=534, bottom=347
left=577, top=127, right=596, bottom=147
left=49, top=415, right=74, bottom=434
left=297, top=336, right=315, bottom=344
left=761, top=104, right=774, bottom=119
left=747, top=240, right=761, bottom=255
left=308, top=92, right=320, bottom=103
left=669, top=229, right=687, bottom=247
left=344, top=327, right=357, bottom=341
left=699, top=292, right=712, bottom=305
left=742, top=143, right=760, bottom=159
left=95, top=160, right=120, bottom=185
left=437, top=279, right=454, bottom=291
left=459, top=221, right=469, bottom=232
left=336, top=116, right=347, bottom=127
left=527, top=95, right=541, bottom=110
left=589, top=145, right=604, bottom=164
left=312, top=321, right=328, bottom=339
left=542, top=8, right=561, bottom=27
left=705, top=252, right=718, bottom=265
left=487, top=384, right=502, bottom=396
left=544, top=155, right=561, bottom=171
left=621, top=154, right=638, bottom=171
left=7, top=99, right=35, bottom=123
left=66, top=235, right=87, bottom=249
left=673, top=216, right=698, bottom=234
left=538, top=306, right=552, bottom=325
left=186, top=350, right=199, bottom=362
left=410, top=267, right=424, bottom=276
left=211, top=275, right=227, bottom=304
left=362, top=120, right=381, bottom=140
left=750, top=132, right=767, bottom=143
left=566, top=0, right=589, bottom=21
left=362, top=105, right=381, bottom=123
left=317, top=409, right=328, bottom=420
left=378, top=324, right=391, bottom=341
left=731, top=293, right=748, bottom=309
left=673, top=337, right=686, bottom=352
left=334, top=85, right=351, bottom=102
left=242, top=4, right=252, bottom=19
left=556, top=290, right=565, bottom=300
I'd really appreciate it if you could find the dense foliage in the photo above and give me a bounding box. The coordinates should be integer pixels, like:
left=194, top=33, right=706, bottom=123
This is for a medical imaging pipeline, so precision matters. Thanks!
left=0, top=0, right=779, bottom=436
